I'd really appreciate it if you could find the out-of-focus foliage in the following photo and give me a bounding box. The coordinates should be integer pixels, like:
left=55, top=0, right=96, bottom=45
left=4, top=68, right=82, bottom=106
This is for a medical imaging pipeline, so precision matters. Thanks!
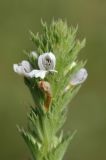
left=0, top=0, right=106, bottom=160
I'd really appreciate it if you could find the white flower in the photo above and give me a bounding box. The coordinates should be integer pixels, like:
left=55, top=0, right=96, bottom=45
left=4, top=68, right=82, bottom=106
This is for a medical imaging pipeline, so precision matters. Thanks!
left=64, top=68, right=88, bottom=93
left=70, top=68, right=88, bottom=85
left=28, top=70, right=48, bottom=79
left=13, top=52, right=57, bottom=79
left=13, top=60, right=32, bottom=77
left=29, top=52, right=57, bottom=79
left=38, top=52, right=56, bottom=71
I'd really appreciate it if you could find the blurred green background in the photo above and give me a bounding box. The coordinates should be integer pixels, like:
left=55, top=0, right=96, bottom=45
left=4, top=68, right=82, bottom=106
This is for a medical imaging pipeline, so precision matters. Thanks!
left=0, top=0, right=106, bottom=160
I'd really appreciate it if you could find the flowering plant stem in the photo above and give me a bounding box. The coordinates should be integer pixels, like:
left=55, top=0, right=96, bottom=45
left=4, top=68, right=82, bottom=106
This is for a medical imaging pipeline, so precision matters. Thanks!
left=14, top=19, right=88, bottom=160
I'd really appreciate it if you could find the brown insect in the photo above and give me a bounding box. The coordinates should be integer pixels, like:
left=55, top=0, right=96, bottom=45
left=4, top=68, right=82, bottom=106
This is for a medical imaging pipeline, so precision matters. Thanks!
left=38, top=81, right=52, bottom=111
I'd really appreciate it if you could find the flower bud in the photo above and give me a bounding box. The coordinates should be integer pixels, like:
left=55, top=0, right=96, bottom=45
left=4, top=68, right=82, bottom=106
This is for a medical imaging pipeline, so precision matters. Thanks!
left=30, top=51, right=38, bottom=60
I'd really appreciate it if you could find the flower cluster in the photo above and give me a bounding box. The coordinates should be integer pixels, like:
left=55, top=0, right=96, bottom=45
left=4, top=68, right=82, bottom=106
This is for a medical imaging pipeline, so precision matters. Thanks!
left=13, top=52, right=88, bottom=85
left=13, top=52, right=57, bottom=79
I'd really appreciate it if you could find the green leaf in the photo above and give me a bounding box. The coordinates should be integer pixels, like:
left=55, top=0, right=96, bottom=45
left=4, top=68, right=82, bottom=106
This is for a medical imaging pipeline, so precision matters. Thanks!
left=46, top=131, right=77, bottom=160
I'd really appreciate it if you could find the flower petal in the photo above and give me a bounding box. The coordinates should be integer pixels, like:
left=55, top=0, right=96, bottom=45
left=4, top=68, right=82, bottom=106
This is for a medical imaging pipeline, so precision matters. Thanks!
left=38, top=52, right=56, bottom=71
left=13, top=64, right=25, bottom=75
left=49, top=70, right=58, bottom=73
left=70, top=68, right=88, bottom=85
left=13, top=60, right=32, bottom=77
left=38, top=55, right=45, bottom=70
left=21, top=60, right=32, bottom=72
left=28, top=70, right=48, bottom=79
